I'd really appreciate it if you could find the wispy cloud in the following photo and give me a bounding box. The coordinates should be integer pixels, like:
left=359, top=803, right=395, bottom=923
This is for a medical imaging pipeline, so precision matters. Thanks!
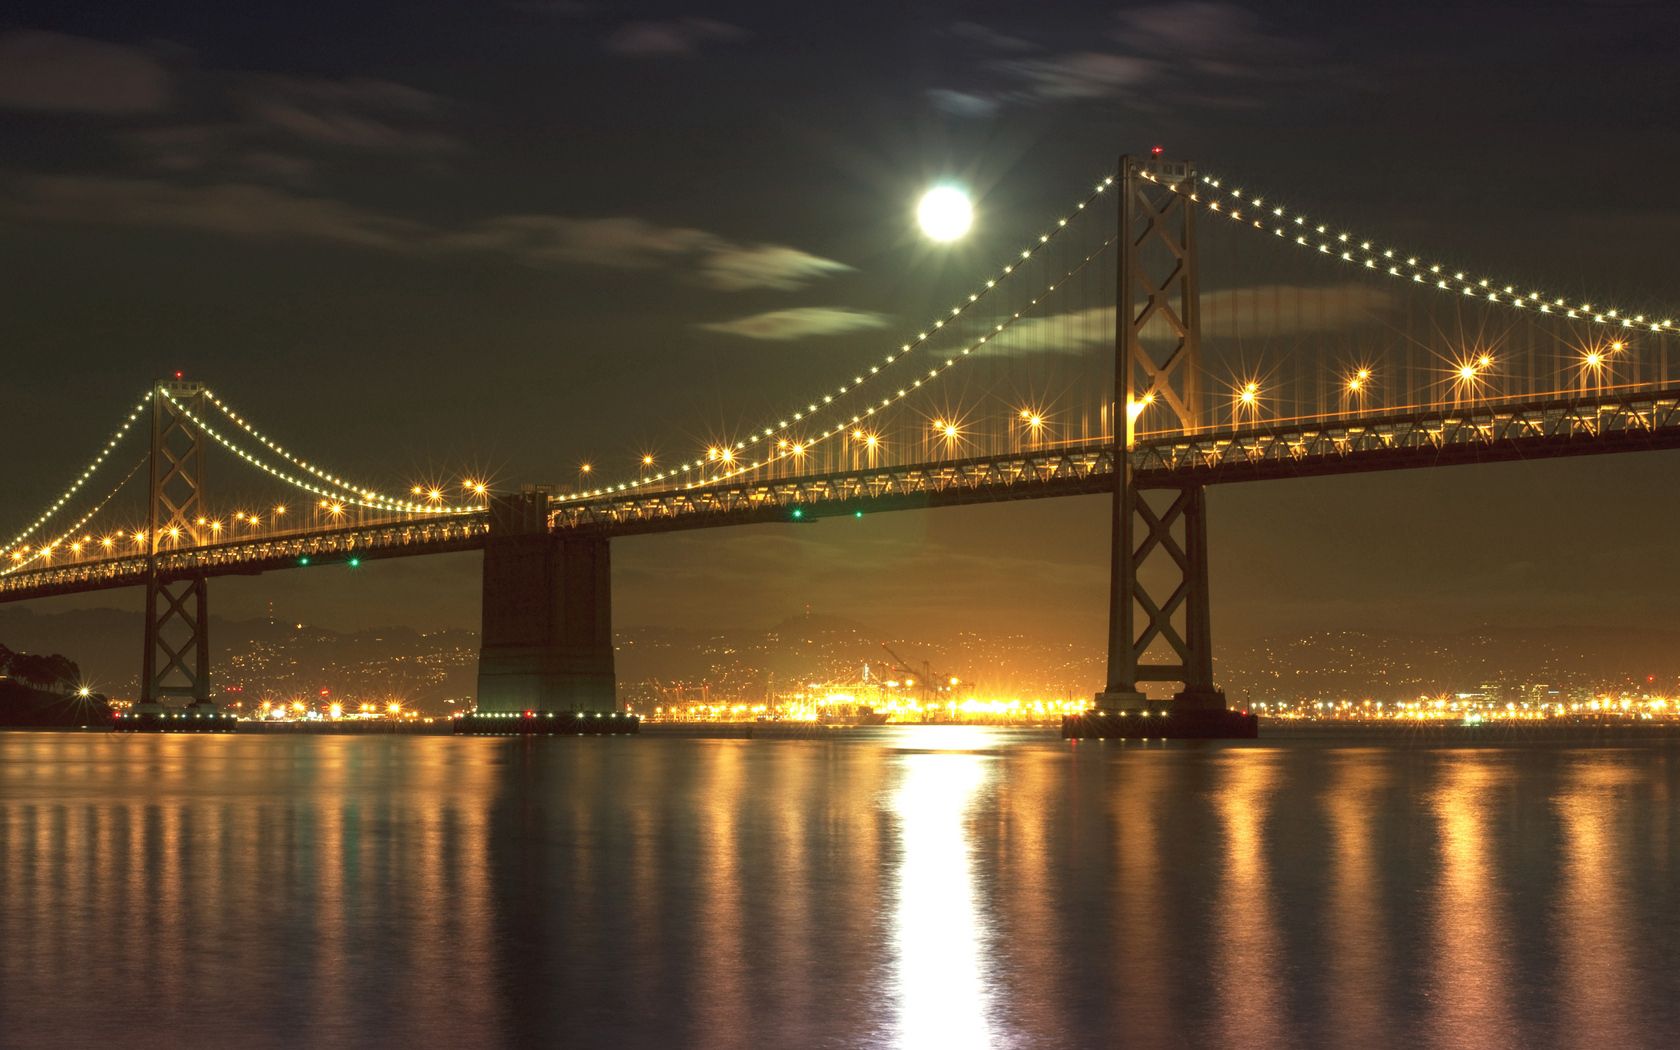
left=119, top=73, right=456, bottom=186
left=993, top=284, right=1398, bottom=352
left=0, top=30, right=170, bottom=114
left=439, top=214, right=849, bottom=290
left=946, top=21, right=1038, bottom=53
left=9, top=175, right=422, bottom=249
left=997, top=52, right=1158, bottom=100
left=698, top=307, right=890, bottom=341
left=240, top=75, right=458, bottom=152
left=698, top=245, right=851, bottom=292
left=937, top=2, right=1315, bottom=113
left=438, top=214, right=716, bottom=268
left=605, top=18, right=745, bottom=57
left=926, top=88, right=1000, bottom=119
left=6, top=174, right=850, bottom=291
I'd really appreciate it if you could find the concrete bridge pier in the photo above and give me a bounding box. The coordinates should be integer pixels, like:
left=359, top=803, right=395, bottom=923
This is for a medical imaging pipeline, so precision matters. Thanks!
left=462, top=491, right=635, bottom=734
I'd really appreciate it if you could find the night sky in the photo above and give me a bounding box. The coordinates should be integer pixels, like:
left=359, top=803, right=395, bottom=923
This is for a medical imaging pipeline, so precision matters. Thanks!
left=4, top=2, right=1679, bottom=653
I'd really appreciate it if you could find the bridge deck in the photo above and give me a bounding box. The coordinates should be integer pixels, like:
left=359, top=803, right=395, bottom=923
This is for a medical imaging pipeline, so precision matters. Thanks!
left=4, top=389, right=1676, bottom=602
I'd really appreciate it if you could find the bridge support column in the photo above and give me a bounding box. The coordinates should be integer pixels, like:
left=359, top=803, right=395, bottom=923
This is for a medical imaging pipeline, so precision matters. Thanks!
left=1073, top=151, right=1254, bottom=739
left=464, top=491, right=634, bottom=734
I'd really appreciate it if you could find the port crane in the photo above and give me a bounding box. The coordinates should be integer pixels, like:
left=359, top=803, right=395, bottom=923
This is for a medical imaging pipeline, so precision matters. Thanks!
left=878, top=643, right=962, bottom=716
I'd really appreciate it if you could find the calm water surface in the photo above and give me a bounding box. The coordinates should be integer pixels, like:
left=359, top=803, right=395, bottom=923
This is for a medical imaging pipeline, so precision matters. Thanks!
left=2, top=728, right=1677, bottom=1049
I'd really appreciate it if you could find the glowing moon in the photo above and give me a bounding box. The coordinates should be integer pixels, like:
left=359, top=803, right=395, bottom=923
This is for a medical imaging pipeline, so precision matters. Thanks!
left=917, top=185, right=973, bottom=242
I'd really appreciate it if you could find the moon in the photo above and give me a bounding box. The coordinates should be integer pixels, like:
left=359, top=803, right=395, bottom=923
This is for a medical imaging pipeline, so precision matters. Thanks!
left=917, top=185, right=973, bottom=242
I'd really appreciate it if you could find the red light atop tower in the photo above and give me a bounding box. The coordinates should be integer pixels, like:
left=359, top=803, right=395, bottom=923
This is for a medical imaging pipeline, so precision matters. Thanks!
left=174, top=370, right=183, bottom=379
left=1150, top=145, right=1165, bottom=157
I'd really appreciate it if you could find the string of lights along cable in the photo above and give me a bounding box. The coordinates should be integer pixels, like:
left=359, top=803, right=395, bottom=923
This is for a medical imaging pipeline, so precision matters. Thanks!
left=4, top=157, right=1680, bottom=592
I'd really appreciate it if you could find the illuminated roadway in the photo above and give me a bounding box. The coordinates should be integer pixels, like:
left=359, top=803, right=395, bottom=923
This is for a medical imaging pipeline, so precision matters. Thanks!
left=4, top=386, right=1678, bottom=603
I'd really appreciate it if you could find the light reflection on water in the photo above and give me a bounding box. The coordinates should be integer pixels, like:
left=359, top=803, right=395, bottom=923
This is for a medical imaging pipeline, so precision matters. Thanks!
left=1, top=730, right=1679, bottom=1048
left=890, top=737, right=992, bottom=1049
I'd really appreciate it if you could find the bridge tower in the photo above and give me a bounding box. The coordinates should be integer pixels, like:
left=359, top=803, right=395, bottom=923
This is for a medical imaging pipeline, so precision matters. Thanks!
left=1084, top=154, right=1255, bottom=737
left=467, top=488, right=630, bottom=732
left=134, top=378, right=216, bottom=717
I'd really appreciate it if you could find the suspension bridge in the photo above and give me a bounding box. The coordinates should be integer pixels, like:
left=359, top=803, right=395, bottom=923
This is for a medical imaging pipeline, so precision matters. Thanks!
left=5, top=154, right=1678, bottom=735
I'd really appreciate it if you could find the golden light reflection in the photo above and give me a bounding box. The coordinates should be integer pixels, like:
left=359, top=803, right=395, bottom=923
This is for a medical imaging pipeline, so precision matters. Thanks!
left=1324, top=755, right=1391, bottom=1045
left=1556, top=759, right=1639, bottom=1046
left=892, top=745, right=993, bottom=1048
left=1430, top=760, right=1516, bottom=1047
left=1213, top=753, right=1286, bottom=1050
left=1110, top=756, right=1169, bottom=1032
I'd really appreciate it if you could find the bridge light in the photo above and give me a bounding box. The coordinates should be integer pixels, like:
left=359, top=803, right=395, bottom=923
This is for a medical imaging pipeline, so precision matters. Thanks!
left=1458, top=364, right=1477, bottom=381
left=299, top=556, right=310, bottom=566
left=410, top=485, right=423, bottom=495
left=348, top=557, right=360, bottom=568
left=854, top=510, right=864, bottom=519
left=274, top=504, right=286, bottom=517
left=790, top=508, right=804, bottom=520
left=865, top=434, right=879, bottom=448
left=1477, top=353, right=1492, bottom=368
left=1610, top=340, right=1625, bottom=352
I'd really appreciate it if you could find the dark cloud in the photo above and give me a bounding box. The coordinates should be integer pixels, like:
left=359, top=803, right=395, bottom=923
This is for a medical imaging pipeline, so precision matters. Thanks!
left=604, top=18, right=745, bottom=57
left=698, top=307, right=891, bottom=341
left=0, top=30, right=170, bottom=114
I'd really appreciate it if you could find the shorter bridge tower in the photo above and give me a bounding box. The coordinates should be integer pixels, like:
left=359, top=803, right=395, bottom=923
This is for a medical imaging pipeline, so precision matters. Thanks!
left=127, top=378, right=231, bottom=728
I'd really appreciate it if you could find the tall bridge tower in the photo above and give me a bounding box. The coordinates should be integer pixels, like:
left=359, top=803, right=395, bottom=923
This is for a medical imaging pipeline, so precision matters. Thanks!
left=1089, top=154, right=1252, bottom=736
